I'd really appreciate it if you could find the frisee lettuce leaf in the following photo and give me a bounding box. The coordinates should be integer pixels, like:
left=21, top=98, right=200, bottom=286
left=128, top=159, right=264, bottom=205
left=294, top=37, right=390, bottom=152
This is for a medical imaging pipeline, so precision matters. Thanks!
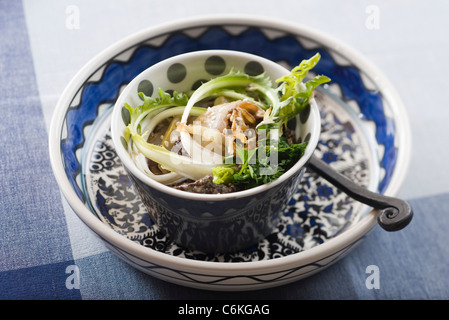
left=179, top=69, right=279, bottom=125
left=123, top=89, right=190, bottom=139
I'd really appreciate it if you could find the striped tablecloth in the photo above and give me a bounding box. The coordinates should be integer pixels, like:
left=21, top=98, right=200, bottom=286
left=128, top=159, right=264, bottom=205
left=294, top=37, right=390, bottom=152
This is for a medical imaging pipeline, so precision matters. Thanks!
left=1, top=0, right=448, bottom=300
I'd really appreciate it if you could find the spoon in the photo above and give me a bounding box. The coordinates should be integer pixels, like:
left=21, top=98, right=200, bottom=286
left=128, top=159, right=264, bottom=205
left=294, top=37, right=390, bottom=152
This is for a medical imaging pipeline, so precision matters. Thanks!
left=308, top=155, right=413, bottom=231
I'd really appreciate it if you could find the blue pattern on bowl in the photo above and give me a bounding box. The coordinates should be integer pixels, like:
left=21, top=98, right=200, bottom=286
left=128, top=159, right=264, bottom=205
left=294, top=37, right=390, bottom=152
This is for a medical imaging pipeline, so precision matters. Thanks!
left=81, top=86, right=377, bottom=261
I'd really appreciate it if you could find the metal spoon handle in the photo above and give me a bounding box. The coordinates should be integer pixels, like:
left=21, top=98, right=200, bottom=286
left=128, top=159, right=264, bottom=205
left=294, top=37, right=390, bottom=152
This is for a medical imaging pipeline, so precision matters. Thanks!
left=308, top=155, right=413, bottom=231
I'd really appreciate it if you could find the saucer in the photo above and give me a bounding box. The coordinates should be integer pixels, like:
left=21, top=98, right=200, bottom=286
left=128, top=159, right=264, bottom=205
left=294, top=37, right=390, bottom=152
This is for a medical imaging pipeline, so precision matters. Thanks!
left=49, top=15, right=411, bottom=290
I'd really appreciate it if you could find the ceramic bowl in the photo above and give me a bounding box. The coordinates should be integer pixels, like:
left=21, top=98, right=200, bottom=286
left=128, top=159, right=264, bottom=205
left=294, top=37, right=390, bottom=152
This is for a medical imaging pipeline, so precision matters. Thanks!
left=49, top=15, right=411, bottom=291
left=110, top=50, right=321, bottom=253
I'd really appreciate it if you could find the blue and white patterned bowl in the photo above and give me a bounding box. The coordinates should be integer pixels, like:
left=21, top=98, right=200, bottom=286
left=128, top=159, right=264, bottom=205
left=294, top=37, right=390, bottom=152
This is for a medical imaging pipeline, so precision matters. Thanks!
left=110, top=50, right=321, bottom=253
left=49, top=15, right=411, bottom=291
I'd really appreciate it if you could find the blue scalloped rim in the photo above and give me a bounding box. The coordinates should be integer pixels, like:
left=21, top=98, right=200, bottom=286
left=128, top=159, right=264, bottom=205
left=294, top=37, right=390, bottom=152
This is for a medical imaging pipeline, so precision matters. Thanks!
left=61, top=24, right=396, bottom=204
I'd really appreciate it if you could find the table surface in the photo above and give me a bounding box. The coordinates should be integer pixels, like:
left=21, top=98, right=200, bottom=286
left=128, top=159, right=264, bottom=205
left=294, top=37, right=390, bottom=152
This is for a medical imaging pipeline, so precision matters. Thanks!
left=1, top=0, right=448, bottom=300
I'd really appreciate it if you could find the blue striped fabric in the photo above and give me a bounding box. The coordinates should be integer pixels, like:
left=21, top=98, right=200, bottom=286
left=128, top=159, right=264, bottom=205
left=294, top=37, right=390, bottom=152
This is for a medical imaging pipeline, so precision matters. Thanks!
left=0, top=0, right=81, bottom=300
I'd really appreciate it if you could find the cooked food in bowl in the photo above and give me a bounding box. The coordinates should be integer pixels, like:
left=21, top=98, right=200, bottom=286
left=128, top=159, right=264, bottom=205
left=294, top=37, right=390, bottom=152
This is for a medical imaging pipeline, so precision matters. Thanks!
left=121, top=53, right=330, bottom=194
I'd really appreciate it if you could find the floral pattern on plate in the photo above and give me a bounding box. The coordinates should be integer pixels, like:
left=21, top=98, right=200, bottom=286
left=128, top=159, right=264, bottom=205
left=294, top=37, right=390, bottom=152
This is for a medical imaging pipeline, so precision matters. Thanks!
left=82, top=89, right=377, bottom=262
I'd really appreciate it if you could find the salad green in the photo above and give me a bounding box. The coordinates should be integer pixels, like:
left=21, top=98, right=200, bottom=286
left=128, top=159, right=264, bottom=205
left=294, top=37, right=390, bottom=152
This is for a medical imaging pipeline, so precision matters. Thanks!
left=212, top=136, right=308, bottom=189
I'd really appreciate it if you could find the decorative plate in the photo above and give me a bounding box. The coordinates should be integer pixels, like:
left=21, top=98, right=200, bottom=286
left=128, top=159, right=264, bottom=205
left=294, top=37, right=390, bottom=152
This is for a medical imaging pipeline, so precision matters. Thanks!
left=50, top=15, right=411, bottom=290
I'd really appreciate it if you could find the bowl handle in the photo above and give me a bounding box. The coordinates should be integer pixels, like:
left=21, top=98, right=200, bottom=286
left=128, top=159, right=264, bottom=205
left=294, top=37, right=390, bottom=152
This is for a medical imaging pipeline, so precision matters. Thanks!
left=308, top=155, right=413, bottom=231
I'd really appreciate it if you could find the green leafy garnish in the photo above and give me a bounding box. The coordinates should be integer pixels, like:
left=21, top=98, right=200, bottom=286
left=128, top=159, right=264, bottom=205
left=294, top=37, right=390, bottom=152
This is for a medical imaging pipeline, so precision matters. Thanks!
left=257, top=53, right=331, bottom=133
left=213, top=137, right=308, bottom=189
left=179, top=69, right=279, bottom=124
left=123, top=89, right=189, bottom=140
